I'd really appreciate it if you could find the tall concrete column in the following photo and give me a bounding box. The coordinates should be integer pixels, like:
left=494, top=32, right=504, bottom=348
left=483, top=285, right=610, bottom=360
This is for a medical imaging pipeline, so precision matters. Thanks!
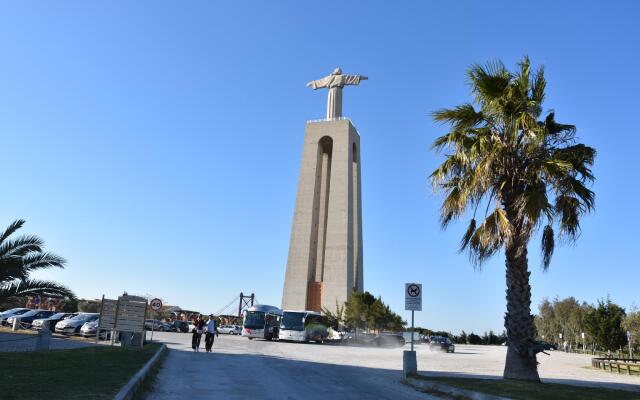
left=282, top=119, right=363, bottom=313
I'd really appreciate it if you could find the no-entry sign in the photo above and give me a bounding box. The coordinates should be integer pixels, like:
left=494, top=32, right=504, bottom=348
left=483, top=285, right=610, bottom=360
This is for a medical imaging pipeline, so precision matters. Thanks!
left=405, top=283, right=422, bottom=311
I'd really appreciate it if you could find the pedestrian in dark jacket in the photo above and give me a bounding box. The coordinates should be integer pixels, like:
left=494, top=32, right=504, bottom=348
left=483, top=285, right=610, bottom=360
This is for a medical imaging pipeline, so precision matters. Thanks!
left=191, top=315, right=205, bottom=352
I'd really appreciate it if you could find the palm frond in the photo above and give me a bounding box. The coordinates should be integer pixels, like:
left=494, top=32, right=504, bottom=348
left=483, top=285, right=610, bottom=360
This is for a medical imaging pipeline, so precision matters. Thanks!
left=0, top=219, right=25, bottom=244
left=0, top=256, right=25, bottom=282
left=433, top=104, right=483, bottom=129
left=20, top=252, right=66, bottom=272
left=0, top=279, right=76, bottom=300
left=555, top=195, right=582, bottom=241
left=459, top=219, right=477, bottom=252
left=466, top=208, right=512, bottom=267
left=541, top=225, right=554, bottom=270
left=0, top=235, right=44, bottom=258
left=545, top=112, right=576, bottom=141
left=531, top=65, right=546, bottom=105
left=468, top=60, right=511, bottom=103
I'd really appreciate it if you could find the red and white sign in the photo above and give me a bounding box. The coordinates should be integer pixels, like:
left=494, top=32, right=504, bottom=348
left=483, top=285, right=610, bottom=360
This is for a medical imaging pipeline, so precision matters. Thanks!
left=150, top=298, right=163, bottom=311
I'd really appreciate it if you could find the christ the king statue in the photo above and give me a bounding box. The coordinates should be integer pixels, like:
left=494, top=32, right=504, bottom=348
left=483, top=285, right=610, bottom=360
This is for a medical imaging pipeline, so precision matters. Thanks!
left=307, top=68, right=367, bottom=119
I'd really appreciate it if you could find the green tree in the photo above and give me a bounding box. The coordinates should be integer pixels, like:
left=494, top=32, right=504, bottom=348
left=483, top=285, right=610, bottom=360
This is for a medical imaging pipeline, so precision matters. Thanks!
left=623, top=309, right=640, bottom=349
left=78, top=300, right=101, bottom=313
left=344, top=291, right=368, bottom=333
left=322, top=301, right=345, bottom=330
left=585, top=298, right=626, bottom=352
left=430, top=57, right=596, bottom=381
left=0, top=220, right=75, bottom=302
left=468, top=332, right=482, bottom=345
left=535, top=298, right=560, bottom=344
left=342, top=290, right=405, bottom=334
left=554, top=297, right=589, bottom=346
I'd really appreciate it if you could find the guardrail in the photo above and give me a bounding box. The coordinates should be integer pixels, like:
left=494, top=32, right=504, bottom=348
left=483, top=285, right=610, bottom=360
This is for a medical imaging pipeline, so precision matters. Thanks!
left=591, top=357, right=640, bottom=375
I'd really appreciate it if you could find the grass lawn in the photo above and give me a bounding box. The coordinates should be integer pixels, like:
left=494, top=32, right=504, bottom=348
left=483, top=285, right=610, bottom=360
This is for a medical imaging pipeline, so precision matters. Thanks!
left=0, top=326, right=37, bottom=334
left=0, top=343, right=161, bottom=400
left=411, top=375, right=640, bottom=400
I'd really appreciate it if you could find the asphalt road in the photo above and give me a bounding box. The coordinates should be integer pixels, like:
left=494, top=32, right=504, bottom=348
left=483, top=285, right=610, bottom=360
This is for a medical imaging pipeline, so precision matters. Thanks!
left=146, top=332, right=437, bottom=400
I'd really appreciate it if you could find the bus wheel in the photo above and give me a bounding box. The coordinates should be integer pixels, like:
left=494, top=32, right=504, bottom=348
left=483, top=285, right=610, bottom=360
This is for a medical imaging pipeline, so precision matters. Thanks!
left=248, top=337, right=253, bottom=340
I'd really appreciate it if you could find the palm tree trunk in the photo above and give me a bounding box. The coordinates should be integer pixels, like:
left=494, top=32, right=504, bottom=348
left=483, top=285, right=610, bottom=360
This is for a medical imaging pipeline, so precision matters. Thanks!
left=503, top=234, right=540, bottom=381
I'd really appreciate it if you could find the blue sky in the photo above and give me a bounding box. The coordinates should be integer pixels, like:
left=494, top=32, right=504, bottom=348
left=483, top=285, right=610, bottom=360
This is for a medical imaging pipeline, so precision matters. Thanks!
left=1, top=1, right=638, bottom=333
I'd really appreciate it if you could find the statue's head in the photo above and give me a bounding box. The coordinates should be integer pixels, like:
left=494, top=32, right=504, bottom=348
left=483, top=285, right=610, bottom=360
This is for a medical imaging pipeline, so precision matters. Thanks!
left=332, top=67, right=342, bottom=75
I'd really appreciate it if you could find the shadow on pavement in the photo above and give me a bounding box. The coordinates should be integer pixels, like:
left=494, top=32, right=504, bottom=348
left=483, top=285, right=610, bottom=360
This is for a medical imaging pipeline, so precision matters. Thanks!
left=147, top=349, right=434, bottom=400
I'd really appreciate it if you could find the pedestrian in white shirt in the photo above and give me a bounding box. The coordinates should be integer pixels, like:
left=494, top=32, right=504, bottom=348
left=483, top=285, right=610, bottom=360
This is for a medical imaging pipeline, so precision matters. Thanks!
left=205, top=315, right=218, bottom=353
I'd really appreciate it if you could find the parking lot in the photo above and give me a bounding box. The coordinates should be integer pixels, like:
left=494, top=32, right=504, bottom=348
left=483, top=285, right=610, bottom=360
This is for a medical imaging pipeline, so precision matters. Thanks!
left=147, top=332, right=639, bottom=399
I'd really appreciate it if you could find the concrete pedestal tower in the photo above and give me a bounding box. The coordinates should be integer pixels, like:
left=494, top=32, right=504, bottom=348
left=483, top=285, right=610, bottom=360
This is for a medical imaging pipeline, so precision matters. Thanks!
left=282, top=68, right=366, bottom=313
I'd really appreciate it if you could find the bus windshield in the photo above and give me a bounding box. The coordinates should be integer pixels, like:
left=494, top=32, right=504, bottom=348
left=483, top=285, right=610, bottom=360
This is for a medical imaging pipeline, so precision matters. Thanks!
left=244, top=311, right=265, bottom=329
left=281, top=312, right=305, bottom=331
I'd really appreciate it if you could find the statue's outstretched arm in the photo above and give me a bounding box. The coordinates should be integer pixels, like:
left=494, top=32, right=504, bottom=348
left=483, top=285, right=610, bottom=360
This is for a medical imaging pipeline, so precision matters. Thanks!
left=343, top=75, right=368, bottom=86
left=306, top=76, right=331, bottom=90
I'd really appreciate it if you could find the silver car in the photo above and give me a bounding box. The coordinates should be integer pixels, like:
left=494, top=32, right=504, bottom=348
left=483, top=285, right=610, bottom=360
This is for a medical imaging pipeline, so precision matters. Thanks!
left=218, top=325, right=241, bottom=335
left=0, top=308, right=30, bottom=326
left=55, top=313, right=99, bottom=335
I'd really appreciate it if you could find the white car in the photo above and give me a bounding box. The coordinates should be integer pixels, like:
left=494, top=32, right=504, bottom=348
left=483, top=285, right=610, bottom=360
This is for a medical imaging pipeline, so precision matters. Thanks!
left=218, top=325, right=241, bottom=335
left=55, top=313, right=99, bottom=335
left=0, top=308, right=30, bottom=326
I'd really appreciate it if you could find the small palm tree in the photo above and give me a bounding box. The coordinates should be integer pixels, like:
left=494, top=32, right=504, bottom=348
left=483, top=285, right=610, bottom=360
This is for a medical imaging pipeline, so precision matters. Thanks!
left=0, top=219, right=75, bottom=302
left=431, top=57, right=595, bottom=381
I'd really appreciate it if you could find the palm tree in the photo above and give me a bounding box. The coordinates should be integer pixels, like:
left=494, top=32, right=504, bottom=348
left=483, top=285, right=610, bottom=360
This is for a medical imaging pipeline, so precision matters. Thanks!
left=430, top=57, right=595, bottom=381
left=0, top=219, right=75, bottom=302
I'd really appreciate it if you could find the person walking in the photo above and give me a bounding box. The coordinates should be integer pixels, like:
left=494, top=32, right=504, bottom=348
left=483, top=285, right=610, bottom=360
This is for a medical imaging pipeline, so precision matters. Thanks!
left=191, top=315, right=205, bottom=352
left=205, top=315, right=218, bottom=353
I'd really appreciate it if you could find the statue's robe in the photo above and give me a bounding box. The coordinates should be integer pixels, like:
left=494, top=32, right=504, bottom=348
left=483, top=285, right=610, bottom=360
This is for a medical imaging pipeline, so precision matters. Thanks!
left=308, top=74, right=365, bottom=119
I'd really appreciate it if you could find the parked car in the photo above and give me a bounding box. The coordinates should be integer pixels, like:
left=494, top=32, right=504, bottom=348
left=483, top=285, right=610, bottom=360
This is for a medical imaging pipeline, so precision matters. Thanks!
left=170, top=320, right=190, bottom=333
left=537, top=341, right=557, bottom=351
left=374, top=334, right=406, bottom=348
left=144, top=319, right=171, bottom=331
left=218, top=325, right=241, bottom=335
left=80, top=319, right=111, bottom=339
left=429, top=336, right=455, bottom=353
left=0, top=308, right=30, bottom=326
left=32, top=313, right=78, bottom=331
left=55, top=313, right=99, bottom=335
left=6, top=309, right=55, bottom=329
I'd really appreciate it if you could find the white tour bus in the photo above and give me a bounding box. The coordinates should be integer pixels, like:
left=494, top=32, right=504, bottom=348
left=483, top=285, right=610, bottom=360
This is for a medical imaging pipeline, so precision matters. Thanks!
left=241, top=304, right=282, bottom=340
left=279, top=310, right=328, bottom=343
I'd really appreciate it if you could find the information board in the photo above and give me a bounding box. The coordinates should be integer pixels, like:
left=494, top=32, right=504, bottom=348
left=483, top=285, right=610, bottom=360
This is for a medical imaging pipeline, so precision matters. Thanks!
left=114, top=295, right=147, bottom=333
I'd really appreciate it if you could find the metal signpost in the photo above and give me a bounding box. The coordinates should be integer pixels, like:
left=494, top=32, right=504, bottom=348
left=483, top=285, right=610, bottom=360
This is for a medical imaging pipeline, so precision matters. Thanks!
left=405, top=283, right=422, bottom=351
left=403, top=283, right=422, bottom=378
left=628, top=331, right=632, bottom=359
left=150, top=298, right=163, bottom=342
left=582, top=332, right=586, bottom=354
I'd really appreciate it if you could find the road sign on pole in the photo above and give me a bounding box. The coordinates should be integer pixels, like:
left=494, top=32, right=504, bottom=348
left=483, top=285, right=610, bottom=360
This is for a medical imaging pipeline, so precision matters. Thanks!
left=149, top=298, right=162, bottom=343
left=402, top=283, right=421, bottom=378
left=150, top=298, right=163, bottom=312
left=405, top=283, right=422, bottom=311
left=405, top=283, right=422, bottom=353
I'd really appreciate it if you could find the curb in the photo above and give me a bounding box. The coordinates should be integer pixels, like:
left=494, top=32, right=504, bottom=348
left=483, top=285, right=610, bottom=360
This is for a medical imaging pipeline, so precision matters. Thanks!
left=406, top=376, right=512, bottom=400
left=113, top=344, right=167, bottom=400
